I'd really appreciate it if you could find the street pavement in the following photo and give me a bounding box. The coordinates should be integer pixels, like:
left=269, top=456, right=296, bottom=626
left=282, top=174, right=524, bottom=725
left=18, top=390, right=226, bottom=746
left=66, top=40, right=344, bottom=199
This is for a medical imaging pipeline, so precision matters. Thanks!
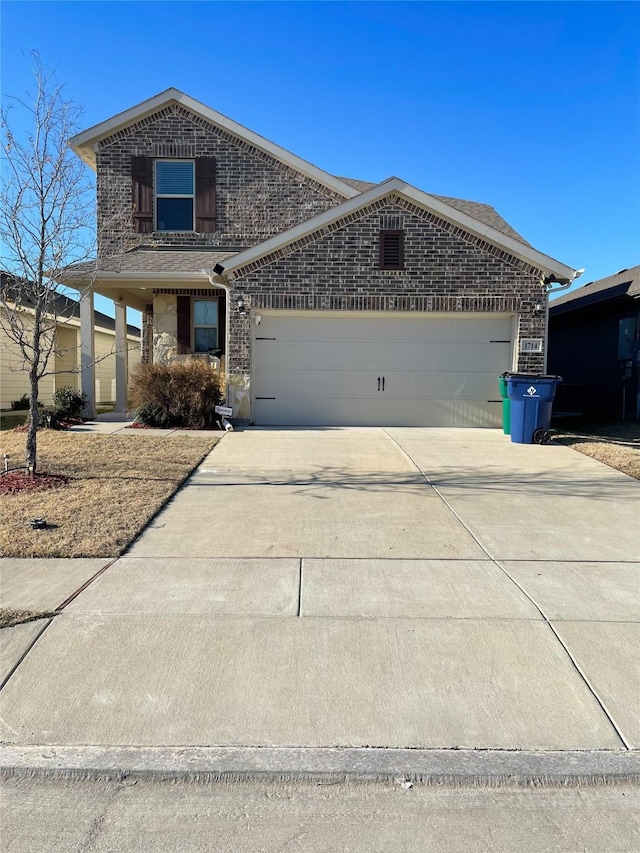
left=2, top=774, right=638, bottom=852
left=1, top=427, right=638, bottom=771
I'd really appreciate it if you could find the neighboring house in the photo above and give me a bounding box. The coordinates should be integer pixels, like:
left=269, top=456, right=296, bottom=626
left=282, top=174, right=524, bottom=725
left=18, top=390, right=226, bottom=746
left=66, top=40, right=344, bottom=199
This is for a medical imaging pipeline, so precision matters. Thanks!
left=1, top=273, right=141, bottom=410
left=62, top=88, right=580, bottom=426
left=548, top=266, right=640, bottom=420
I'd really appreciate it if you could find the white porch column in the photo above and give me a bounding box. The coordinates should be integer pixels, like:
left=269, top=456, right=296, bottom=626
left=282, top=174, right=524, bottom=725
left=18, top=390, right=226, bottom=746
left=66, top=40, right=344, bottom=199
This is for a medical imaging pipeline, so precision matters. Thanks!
left=80, top=289, right=96, bottom=418
left=114, top=300, right=129, bottom=413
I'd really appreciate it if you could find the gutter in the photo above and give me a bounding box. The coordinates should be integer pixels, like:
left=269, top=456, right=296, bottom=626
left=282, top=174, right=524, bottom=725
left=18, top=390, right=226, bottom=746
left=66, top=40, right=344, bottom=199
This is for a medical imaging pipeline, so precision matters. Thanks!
left=202, top=268, right=232, bottom=406
left=542, top=268, right=585, bottom=372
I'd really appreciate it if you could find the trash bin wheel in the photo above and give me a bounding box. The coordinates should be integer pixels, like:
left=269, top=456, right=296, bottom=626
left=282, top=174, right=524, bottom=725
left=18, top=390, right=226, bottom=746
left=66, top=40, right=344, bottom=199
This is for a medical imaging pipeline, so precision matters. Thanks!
left=533, top=428, right=552, bottom=444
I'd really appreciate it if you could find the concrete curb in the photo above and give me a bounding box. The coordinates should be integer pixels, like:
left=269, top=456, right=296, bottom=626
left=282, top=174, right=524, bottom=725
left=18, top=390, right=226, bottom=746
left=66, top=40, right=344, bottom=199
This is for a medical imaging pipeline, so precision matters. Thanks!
left=1, top=745, right=638, bottom=787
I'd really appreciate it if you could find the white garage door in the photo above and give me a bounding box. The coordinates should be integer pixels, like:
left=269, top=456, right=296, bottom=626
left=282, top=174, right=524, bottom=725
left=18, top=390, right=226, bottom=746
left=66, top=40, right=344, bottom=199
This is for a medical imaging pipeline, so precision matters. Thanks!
left=252, top=312, right=514, bottom=426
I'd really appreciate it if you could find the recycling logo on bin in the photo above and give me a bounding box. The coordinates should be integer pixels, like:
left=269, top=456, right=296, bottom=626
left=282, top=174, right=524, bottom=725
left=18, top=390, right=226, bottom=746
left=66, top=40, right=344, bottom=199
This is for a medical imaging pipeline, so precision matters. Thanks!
left=526, top=386, right=539, bottom=397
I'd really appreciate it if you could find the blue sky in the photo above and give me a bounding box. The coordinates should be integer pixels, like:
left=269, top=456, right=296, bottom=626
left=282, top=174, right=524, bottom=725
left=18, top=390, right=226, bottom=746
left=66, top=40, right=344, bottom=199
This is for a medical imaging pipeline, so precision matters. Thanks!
left=2, top=0, right=639, bottom=320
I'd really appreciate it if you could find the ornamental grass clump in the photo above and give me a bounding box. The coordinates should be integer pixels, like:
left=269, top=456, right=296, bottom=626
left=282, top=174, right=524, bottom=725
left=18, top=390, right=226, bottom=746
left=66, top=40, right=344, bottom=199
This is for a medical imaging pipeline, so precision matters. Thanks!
left=130, top=360, right=224, bottom=429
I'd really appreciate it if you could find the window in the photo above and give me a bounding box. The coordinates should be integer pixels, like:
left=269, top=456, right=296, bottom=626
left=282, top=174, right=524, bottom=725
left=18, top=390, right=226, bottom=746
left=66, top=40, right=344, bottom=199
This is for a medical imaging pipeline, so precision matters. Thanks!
left=193, top=300, right=218, bottom=352
left=155, top=160, right=195, bottom=232
left=132, top=156, right=216, bottom=234
left=380, top=230, right=404, bottom=270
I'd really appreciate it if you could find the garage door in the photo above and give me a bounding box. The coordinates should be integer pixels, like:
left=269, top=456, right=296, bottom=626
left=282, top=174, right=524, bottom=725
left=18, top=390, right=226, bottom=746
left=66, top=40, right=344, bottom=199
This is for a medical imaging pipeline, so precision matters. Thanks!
left=252, top=312, right=514, bottom=426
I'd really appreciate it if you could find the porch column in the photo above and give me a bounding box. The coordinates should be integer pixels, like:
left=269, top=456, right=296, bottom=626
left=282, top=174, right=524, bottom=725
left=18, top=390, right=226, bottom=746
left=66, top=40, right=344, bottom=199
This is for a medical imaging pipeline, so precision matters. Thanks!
left=80, top=289, right=96, bottom=418
left=114, top=300, right=129, bottom=413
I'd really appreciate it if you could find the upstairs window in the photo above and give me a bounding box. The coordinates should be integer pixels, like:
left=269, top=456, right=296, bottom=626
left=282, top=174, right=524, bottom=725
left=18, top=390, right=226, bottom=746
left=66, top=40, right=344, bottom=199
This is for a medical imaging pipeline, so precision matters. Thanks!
left=380, top=230, right=404, bottom=270
left=193, top=299, right=219, bottom=353
left=131, top=156, right=216, bottom=234
left=155, top=160, right=195, bottom=232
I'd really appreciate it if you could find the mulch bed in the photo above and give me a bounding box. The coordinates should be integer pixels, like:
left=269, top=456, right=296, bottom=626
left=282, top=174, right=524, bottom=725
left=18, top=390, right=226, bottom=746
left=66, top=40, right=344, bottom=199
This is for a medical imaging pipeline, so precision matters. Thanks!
left=14, top=418, right=84, bottom=432
left=0, top=471, right=69, bottom=496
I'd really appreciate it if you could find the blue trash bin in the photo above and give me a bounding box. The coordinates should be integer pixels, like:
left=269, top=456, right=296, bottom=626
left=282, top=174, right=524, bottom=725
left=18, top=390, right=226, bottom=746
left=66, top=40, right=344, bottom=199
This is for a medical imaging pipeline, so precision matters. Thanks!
left=506, top=374, right=562, bottom=444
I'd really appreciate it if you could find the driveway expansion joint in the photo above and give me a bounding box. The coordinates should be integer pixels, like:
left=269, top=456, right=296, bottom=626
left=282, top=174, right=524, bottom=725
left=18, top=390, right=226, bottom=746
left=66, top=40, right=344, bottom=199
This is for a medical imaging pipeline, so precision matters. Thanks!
left=1, top=745, right=638, bottom=787
left=382, top=430, right=634, bottom=752
left=493, top=559, right=632, bottom=751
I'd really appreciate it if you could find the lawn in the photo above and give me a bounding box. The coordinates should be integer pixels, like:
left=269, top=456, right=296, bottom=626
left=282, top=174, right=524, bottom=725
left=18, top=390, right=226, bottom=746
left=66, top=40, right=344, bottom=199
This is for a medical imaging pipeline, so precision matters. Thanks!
left=0, top=429, right=222, bottom=557
left=0, top=411, right=29, bottom=431
left=554, top=419, right=640, bottom=480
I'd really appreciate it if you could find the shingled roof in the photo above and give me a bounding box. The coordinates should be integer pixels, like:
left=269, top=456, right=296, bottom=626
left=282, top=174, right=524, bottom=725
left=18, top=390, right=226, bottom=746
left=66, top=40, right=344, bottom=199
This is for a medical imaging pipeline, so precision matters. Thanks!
left=550, top=265, right=640, bottom=315
left=337, top=177, right=531, bottom=246
left=66, top=249, right=238, bottom=278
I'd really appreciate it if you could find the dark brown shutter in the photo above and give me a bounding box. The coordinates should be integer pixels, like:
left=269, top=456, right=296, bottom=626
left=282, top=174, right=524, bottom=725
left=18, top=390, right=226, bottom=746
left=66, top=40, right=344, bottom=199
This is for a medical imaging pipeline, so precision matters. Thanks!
left=380, top=230, right=404, bottom=270
left=131, top=156, right=153, bottom=233
left=195, top=157, right=216, bottom=233
left=177, top=296, right=191, bottom=354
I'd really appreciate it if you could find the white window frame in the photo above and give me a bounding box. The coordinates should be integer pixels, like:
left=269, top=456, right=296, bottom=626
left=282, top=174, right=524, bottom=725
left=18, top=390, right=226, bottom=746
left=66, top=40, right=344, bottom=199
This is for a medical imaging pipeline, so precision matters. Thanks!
left=193, top=298, right=219, bottom=353
left=154, top=160, right=195, bottom=232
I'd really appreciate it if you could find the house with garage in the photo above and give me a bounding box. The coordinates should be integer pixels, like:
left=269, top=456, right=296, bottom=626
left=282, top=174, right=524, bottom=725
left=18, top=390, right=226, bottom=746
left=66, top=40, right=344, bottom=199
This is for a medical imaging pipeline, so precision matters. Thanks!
left=548, top=265, right=640, bottom=420
left=62, top=88, right=581, bottom=426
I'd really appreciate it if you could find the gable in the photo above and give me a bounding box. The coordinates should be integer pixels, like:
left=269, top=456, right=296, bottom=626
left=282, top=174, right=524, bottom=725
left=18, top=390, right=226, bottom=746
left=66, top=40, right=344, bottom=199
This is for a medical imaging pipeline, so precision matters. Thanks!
left=232, top=201, right=544, bottom=293
left=95, top=104, right=349, bottom=251
left=225, top=180, right=578, bottom=284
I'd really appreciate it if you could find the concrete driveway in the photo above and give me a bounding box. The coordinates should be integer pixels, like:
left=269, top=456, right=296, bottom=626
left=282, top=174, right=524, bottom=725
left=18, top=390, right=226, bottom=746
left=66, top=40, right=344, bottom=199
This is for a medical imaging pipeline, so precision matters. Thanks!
left=1, top=428, right=638, bottom=758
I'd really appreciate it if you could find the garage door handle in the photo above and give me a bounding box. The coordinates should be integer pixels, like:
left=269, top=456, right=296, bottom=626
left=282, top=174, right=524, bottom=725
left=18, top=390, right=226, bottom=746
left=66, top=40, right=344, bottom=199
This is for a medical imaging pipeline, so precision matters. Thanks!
left=377, top=377, right=381, bottom=391
left=382, top=376, right=385, bottom=391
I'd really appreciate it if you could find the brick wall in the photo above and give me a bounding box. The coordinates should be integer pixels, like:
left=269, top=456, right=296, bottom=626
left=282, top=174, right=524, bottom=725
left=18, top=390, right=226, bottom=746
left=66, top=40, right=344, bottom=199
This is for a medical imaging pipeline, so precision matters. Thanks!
left=227, top=199, right=547, bottom=376
left=96, top=105, right=343, bottom=252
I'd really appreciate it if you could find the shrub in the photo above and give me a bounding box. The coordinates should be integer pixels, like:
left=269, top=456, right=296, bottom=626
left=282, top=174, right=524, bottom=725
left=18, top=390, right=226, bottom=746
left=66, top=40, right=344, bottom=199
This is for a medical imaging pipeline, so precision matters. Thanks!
left=52, top=386, right=88, bottom=419
left=11, top=395, right=30, bottom=410
left=130, top=360, right=224, bottom=429
left=39, top=409, right=62, bottom=429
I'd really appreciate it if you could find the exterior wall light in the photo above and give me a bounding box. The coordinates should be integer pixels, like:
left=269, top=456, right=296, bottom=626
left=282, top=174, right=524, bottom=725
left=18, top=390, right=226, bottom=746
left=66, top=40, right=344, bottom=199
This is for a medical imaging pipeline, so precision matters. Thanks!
left=236, top=295, right=248, bottom=314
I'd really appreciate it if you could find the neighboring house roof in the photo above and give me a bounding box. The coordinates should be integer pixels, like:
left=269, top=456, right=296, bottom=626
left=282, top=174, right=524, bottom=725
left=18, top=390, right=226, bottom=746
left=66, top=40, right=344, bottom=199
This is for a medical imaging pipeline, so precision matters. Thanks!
left=69, top=89, right=360, bottom=201
left=550, top=265, right=640, bottom=316
left=223, top=177, right=578, bottom=283
left=0, top=272, right=141, bottom=336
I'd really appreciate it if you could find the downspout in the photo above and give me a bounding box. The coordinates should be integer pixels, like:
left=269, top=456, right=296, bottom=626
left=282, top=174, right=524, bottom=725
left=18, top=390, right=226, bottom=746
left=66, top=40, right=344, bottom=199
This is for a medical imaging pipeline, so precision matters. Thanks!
left=202, top=268, right=232, bottom=407
left=542, top=268, right=585, bottom=373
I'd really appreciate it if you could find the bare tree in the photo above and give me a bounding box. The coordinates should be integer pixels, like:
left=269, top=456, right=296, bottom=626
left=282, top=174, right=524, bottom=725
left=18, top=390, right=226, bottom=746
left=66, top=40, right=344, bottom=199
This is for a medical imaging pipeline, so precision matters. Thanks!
left=0, top=53, right=95, bottom=474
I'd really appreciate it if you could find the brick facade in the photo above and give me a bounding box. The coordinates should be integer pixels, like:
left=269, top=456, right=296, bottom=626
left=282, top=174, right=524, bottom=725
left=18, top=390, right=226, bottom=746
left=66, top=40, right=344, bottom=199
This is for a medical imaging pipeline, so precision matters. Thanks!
left=228, top=200, right=547, bottom=376
left=96, top=105, right=343, bottom=252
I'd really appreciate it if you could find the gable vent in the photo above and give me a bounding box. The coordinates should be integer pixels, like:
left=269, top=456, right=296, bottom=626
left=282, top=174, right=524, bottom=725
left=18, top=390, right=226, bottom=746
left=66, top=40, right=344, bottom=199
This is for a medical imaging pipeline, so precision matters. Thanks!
left=153, top=143, right=196, bottom=158
left=380, top=214, right=402, bottom=230
left=380, top=230, right=404, bottom=270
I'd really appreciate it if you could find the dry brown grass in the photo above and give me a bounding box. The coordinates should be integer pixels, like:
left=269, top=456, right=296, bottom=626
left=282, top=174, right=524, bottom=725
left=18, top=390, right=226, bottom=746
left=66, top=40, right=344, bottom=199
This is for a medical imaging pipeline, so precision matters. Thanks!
left=0, top=608, right=55, bottom=628
left=555, top=420, right=640, bottom=480
left=0, top=430, right=221, bottom=557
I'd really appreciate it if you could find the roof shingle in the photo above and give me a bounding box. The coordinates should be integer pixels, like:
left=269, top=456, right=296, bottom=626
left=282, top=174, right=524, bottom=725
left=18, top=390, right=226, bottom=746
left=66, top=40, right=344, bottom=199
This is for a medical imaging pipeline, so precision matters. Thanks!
left=550, top=265, right=640, bottom=313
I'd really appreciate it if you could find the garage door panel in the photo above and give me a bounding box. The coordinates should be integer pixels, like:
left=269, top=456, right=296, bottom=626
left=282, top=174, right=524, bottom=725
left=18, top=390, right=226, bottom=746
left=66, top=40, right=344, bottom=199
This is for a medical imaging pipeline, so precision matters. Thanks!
left=254, top=368, right=504, bottom=401
left=260, top=314, right=512, bottom=344
left=251, top=312, right=513, bottom=427
left=253, top=396, right=502, bottom=427
left=255, top=341, right=511, bottom=373
left=254, top=368, right=381, bottom=399
left=380, top=370, right=503, bottom=400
